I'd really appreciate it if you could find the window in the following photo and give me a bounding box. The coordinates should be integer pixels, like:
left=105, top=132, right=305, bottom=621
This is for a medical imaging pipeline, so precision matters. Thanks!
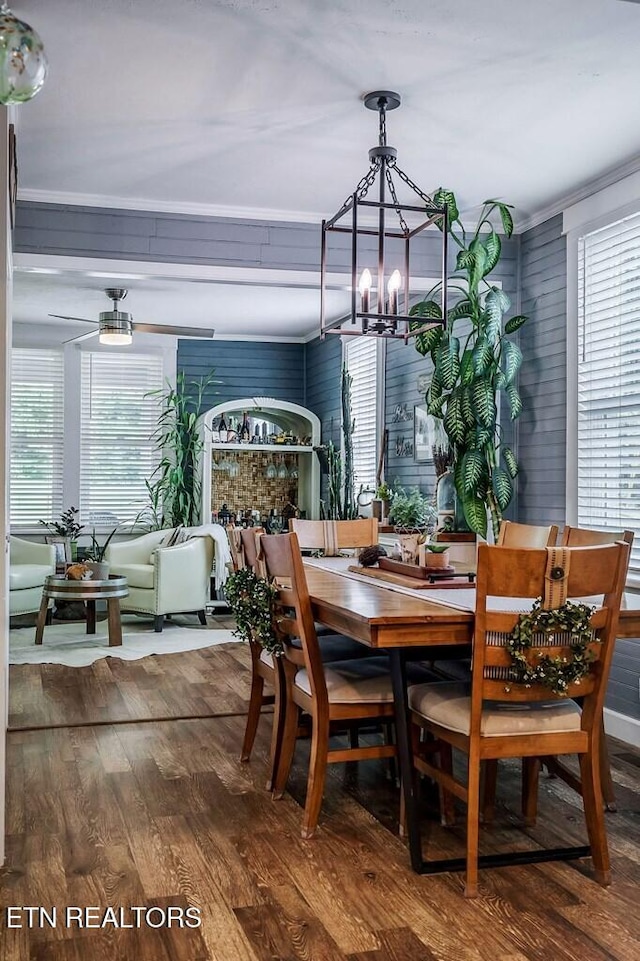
left=10, top=346, right=167, bottom=530
left=344, top=337, right=381, bottom=491
left=10, top=348, right=64, bottom=526
left=79, top=351, right=164, bottom=525
left=577, top=210, right=640, bottom=572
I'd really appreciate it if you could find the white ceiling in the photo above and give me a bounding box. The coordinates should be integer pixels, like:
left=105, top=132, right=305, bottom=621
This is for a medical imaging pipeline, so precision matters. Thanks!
left=12, top=0, right=640, bottom=339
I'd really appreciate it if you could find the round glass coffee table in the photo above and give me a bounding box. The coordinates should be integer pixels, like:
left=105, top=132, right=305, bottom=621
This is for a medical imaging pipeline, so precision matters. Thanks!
left=35, top=574, right=129, bottom=647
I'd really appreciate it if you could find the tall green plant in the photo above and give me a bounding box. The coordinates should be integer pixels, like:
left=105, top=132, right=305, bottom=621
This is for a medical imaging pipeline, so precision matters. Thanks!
left=411, top=189, right=528, bottom=539
left=146, top=371, right=219, bottom=528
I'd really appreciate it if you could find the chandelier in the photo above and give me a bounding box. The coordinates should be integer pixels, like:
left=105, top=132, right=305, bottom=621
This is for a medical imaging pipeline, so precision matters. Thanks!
left=320, top=91, right=448, bottom=340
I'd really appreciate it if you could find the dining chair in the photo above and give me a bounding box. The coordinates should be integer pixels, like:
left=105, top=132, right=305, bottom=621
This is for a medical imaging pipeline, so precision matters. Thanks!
left=407, top=540, right=629, bottom=897
left=239, top=526, right=386, bottom=779
left=535, top=525, right=635, bottom=813
left=237, top=527, right=280, bottom=772
left=290, top=517, right=379, bottom=554
left=496, top=520, right=559, bottom=547
left=433, top=519, right=561, bottom=687
left=260, top=531, right=398, bottom=839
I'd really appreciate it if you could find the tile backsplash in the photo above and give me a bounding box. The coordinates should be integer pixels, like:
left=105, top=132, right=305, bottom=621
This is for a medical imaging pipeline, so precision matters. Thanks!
left=210, top=451, right=299, bottom=518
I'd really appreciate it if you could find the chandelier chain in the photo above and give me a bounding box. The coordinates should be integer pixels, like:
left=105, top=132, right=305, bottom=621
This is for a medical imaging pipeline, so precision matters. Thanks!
left=389, top=160, right=438, bottom=208
left=379, top=103, right=387, bottom=147
left=385, top=167, right=409, bottom=235
left=332, top=159, right=381, bottom=221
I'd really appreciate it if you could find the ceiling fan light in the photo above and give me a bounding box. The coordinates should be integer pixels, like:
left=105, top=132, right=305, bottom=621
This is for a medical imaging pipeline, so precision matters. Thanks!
left=99, top=329, right=133, bottom=346
left=99, top=312, right=133, bottom=346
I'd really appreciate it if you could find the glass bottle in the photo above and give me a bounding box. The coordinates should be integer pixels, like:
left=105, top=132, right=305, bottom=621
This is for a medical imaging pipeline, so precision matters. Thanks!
left=218, top=412, right=228, bottom=443
left=436, top=467, right=456, bottom=531
left=240, top=411, right=251, bottom=443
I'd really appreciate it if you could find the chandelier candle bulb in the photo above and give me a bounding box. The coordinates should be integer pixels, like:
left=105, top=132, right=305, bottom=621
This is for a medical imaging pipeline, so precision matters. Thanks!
left=387, top=269, right=401, bottom=315
left=358, top=268, right=372, bottom=314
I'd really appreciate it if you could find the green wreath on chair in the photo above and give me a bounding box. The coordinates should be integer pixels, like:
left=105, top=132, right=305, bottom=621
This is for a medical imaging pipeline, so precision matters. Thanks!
left=505, top=597, right=598, bottom=696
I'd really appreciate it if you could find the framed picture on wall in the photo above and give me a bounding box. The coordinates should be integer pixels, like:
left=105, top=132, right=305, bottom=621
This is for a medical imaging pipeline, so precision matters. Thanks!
left=414, top=404, right=435, bottom=463
left=45, top=535, right=71, bottom=571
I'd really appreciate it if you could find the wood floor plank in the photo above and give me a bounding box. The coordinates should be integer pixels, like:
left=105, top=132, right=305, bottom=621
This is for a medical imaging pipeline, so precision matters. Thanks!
left=349, top=927, right=440, bottom=961
left=234, top=884, right=345, bottom=961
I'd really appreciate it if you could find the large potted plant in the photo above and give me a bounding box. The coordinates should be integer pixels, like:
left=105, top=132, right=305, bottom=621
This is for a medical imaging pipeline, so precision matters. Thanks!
left=146, top=370, right=219, bottom=529
left=411, top=190, right=528, bottom=539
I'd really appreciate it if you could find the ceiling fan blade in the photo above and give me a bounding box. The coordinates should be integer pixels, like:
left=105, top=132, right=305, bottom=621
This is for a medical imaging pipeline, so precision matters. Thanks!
left=131, top=323, right=215, bottom=338
left=49, top=313, right=96, bottom=324
left=63, top=329, right=100, bottom=345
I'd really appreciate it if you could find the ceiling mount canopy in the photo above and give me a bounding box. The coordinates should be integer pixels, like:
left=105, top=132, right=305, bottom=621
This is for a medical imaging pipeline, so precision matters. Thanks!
left=320, top=90, right=448, bottom=341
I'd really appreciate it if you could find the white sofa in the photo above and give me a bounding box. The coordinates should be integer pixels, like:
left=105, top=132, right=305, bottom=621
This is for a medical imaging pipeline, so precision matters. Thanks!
left=105, top=529, right=214, bottom=632
left=9, top=536, right=56, bottom=617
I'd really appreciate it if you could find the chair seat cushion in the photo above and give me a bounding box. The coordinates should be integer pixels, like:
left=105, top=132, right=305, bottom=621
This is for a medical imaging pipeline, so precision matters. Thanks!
left=9, top=564, right=51, bottom=591
left=295, top=656, right=394, bottom=704
left=112, top=563, right=154, bottom=590
left=409, top=682, right=582, bottom=737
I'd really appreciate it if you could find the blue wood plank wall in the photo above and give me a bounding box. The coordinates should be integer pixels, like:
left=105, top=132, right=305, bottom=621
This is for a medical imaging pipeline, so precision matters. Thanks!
left=16, top=202, right=325, bottom=269
left=519, top=213, right=640, bottom=723
left=177, top=340, right=305, bottom=411
left=304, top=335, right=342, bottom=445
left=518, top=215, right=567, bottom=527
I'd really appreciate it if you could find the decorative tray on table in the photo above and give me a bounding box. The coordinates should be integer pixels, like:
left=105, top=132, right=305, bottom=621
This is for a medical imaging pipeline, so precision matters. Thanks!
left=349, top=558, right=476, bottom=590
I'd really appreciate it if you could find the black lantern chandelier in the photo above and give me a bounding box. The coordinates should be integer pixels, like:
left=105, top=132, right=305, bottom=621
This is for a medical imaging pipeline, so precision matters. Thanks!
left=320, top=91, right=448, bottom=340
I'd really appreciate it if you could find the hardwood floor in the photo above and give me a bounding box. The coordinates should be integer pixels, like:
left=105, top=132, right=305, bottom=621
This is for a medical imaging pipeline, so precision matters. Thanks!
left=2, top=642, right=640, bottom=960
left=8, top=615, right=250, bottom=730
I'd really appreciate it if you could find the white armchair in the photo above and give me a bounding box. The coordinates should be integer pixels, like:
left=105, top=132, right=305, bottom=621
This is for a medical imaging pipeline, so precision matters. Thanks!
left=9, top=536, right=56, bottom=617
left=105, top=529, right=214, bottom=632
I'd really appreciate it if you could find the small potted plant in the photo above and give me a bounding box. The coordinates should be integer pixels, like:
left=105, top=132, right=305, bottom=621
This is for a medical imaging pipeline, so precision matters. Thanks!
left=372, top=481, right=392, bottom=522
left=39, top=506, right=84, bottom=560
left=84, top=526, right=119, bottom=580
left=419, top=542, right=451, bottom=570
left=388, top=485, right=435, bottom=533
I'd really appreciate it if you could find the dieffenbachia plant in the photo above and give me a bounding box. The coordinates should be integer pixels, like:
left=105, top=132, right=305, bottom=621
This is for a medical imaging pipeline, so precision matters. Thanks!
left=411, top=189, right=528, bottom=539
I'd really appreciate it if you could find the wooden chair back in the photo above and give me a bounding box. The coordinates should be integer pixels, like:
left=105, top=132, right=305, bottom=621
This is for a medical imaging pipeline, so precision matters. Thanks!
left=288, top=519, right=325, bottom=550
left=496, top=520, right=559, bottom=548
left=561, top=525, right=634, bottom=550
left=239, top=526, right=266, bottom=577
left=227, top=528, right=245, bottom=571
left=259, top=532, right=327, bottom=703
left=290, top=518, right=379, bottom=554
left=472, top=543, right=629, bottom=729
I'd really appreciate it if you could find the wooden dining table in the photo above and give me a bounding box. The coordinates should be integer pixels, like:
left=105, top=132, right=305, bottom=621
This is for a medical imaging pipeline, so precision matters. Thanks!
left=303, top=559, right=640, bottom=874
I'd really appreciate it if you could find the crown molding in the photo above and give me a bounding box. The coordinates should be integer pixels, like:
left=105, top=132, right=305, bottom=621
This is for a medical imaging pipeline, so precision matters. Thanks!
left=17, top=188, right=325, bottom=225
left=515, top=154, right=640, bottom=233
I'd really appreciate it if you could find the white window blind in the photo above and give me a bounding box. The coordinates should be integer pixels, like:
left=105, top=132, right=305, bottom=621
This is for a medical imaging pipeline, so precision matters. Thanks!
left=79, top=352, right=163, bottom=525
left=10, top=348, right=65, bottom=526
left=345, top=338, right=379, bottom=490
left=577, top=210, right=640, bottom=572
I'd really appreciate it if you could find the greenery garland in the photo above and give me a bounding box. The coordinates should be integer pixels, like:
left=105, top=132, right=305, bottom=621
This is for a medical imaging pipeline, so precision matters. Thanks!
left=224, top=567, right=282, bottom=656
left=505, top=597, right=598, bottom=697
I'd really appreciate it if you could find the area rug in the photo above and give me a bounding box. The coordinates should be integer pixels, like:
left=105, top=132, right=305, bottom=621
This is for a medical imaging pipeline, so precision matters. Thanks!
left=9, top=616, right=240, bottom=667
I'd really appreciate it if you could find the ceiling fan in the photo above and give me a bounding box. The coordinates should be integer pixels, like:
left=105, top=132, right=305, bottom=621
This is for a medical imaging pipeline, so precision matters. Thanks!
left=49, top=288, right=215, bottom=345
